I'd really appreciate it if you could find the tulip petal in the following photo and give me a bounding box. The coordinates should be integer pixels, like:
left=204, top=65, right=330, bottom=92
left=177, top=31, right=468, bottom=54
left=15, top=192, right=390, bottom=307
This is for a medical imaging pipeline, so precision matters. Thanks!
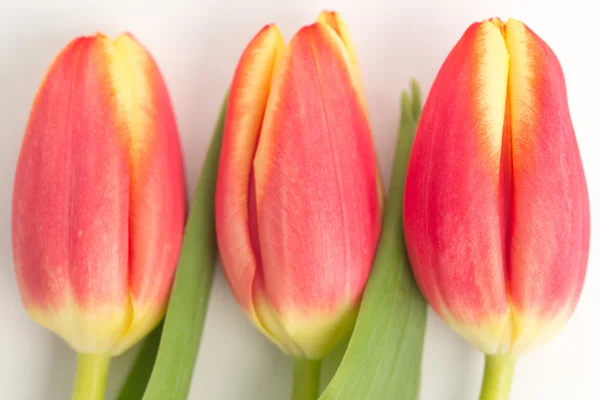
left=504, top=20, right=590, bottom=352
left=316, top=11, right=364, bottom=107
left=252, top=23, right=381, bottom=358
left=215, top=25, right=285, bottom=329
left=108, top=34, right=186, bottom=354
left=12, top=35, right=131, bottom=353
left=403, top=21, right=512, bottom=353
left=316, top=11, right=385, bottom=211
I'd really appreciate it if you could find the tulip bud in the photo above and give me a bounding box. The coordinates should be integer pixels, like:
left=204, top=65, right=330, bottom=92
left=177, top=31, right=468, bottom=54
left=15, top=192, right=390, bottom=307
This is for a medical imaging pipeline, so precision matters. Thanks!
left=216, top=12, right=382, bottom=360
left=403, top=18, right=590, bottom=355
left=12, top=33, right=186, bottom=356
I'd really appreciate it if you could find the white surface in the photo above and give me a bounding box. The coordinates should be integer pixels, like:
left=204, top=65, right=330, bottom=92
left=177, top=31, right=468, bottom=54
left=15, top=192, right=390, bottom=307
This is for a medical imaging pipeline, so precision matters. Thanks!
left=1, top=0, right=598, bottom=399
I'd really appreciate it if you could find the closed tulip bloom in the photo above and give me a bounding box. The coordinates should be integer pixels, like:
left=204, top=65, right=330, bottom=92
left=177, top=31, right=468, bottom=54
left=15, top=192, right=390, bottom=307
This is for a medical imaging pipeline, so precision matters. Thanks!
left=12, top=33, right=185, bottom=360
left=403, top=18, right=589, bottom=357
left=216, top=12, right=382, bottom=360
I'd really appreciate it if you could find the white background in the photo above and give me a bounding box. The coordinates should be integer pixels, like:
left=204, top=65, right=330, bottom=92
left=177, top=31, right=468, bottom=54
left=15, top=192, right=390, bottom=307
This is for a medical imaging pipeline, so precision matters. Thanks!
left=1, top=0, right=598, bottom=399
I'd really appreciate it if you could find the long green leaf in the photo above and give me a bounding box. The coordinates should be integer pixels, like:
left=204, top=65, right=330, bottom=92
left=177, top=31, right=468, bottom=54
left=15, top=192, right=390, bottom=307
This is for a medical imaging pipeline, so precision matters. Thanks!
left=132, top=95, right=228, bottom=400
left=116, top=323, right=163, bottom=400
left=319, top=81, right=427, bottom=400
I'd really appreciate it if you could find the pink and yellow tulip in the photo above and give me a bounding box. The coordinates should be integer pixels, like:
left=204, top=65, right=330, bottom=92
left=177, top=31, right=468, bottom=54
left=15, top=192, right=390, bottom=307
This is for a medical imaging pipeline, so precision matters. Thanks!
left=216, top=11, right=382, bottom=360
left=403, top=18, right=590, bottom=356
left=12, top=33, right=186, bottom=357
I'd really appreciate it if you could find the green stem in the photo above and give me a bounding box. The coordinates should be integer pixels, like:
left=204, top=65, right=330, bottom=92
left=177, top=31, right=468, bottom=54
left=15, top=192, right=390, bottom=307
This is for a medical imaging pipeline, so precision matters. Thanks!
left=479, top=354, right=517, bottom=400
left=72, top=353, right=111, bottom=400
left=292, top=358, right=322, bottom=400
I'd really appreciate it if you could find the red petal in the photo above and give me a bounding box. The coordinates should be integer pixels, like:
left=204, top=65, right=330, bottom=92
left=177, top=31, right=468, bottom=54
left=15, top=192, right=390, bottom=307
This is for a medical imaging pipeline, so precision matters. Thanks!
left=215, top=25, right=285, bottom=316
left=506, top=20, right=590, bottom=350
left=403, top=21, right=512, bottom=352
left=253, top=23, right=380, bottom=324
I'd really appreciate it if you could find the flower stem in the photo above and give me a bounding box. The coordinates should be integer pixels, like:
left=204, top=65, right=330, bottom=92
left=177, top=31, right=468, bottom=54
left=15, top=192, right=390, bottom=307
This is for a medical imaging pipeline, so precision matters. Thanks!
left=292, top=358, right=321, bottom=400
left=479, top=353, right=517, bottom=400
left=72, top=353, right=111, bottom=400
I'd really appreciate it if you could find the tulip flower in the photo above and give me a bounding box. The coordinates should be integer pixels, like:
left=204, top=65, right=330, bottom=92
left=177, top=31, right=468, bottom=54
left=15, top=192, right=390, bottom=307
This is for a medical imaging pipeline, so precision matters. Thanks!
left=403, top=18, right=589, bottom=399
left=215, top=11, right=382, bottom=399
left=12, top=33, right=185, bottom=399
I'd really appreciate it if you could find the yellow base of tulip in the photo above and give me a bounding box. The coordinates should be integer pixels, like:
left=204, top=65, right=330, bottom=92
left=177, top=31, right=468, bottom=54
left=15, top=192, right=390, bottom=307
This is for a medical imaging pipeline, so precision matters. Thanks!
left=28, top=300, right=131, bottom=355
left=253, top=296, right=359, bottom=360
left=443, top=304, right=574, bottom=355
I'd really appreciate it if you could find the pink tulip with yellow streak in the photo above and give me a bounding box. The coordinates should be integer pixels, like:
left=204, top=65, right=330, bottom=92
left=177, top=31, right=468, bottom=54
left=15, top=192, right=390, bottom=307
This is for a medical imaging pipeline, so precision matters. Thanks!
left=12, top=33, right=185, bottom=399
left=216, top=11, right=382, bottom=362
left=403, top=18, right=589, bottom=399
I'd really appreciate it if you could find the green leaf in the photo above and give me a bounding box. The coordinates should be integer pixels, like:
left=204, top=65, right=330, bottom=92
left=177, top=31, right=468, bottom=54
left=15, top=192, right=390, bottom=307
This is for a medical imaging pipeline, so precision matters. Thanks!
left=319, top=81, right=427, bottom=400
left=116, top=323, right=163, bottom=400
left=115, top=94, right=229, bottom=400
left=319, top=334, right=350, bottom=393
